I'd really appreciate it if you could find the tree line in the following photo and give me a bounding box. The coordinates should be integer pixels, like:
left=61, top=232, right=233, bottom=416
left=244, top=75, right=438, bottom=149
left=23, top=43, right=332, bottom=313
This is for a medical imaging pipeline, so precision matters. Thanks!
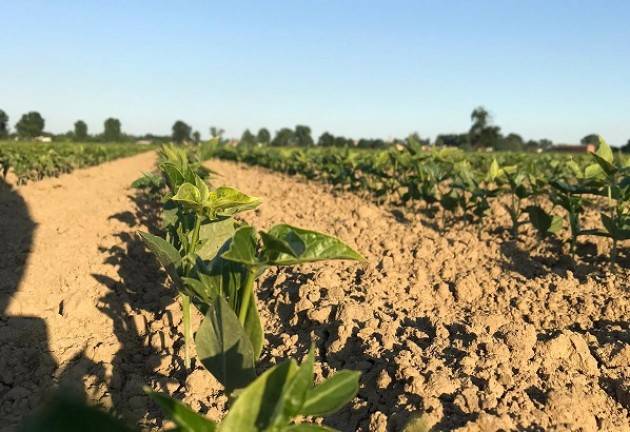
left=1, top=107, right=629, bottom=152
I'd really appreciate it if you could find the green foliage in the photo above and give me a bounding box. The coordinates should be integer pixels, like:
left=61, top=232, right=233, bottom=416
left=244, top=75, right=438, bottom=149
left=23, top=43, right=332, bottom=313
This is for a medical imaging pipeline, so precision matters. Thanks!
left=16, top=111, right=45, bottom=138
left=74, top=120, right=89, bottom=141
left=257, top=128, right=271, bottom=145
left=209, top=137, right=628, bottom=269
left=272, top=128, right=297, bottom=147
left=173, top=120, right=193, bottom=143
left=240, top=129, right=256, bottom=147
left=23, top=348, right=359, bottom=432
left=0, top=109, right=9, bottom=138
left=103, top=117, right=122, bottom=141
left=0, top=141, right=151, bottom=184
left=139, top=144, right=362, bottom=391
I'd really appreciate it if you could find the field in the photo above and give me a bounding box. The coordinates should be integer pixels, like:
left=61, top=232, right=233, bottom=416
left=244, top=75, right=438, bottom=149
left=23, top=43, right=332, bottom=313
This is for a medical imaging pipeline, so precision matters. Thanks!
left=0, top=141, right=153, bottom=184
left=1, top=142, right=628, bottom=431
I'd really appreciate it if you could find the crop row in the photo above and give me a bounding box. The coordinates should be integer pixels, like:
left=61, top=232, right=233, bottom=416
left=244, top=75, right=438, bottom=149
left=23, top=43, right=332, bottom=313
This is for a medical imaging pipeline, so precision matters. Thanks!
left=210, top=138, right=629, bottom=269
left=23, top=145, right=391, bottom=432
left=0, top=141, right=152, bottom=184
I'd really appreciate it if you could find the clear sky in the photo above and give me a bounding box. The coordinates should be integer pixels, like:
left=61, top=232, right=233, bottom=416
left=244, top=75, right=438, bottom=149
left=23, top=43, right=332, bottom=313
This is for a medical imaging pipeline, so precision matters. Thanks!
left=2, top=1, right=629, bottom=145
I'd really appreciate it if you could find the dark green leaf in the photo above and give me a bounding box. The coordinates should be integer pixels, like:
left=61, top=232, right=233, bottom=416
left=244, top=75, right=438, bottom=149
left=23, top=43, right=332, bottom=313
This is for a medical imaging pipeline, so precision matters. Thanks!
left=265, top=225, right=363, bottom=265
left=221, top=226, right=259, bottom=266
left=147, top=391, right=216, bottom=432
left=195, top=296, right=256, bottom=394
left=219, top=359, right=297, bottom=432
left=138, top=231, right=183, bottom=289
left=196, top=218, right=237, bottom=261
left=270, top=348, right=315, bottom=427
left=19, top=395, right=133, bottom=432
left=299, top=371, right=360, bottom=417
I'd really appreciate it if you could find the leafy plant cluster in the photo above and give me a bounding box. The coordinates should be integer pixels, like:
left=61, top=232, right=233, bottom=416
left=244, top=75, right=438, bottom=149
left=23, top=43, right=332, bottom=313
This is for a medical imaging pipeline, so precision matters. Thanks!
left=0, top=141, right=151, bottom=184
left=118, top=144, right=363, bottom=430
left=212, top=138, right=629, bottom=268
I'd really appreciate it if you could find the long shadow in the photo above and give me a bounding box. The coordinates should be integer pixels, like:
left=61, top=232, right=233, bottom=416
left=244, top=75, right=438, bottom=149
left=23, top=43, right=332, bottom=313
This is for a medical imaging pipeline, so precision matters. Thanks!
left=90, top=190, right=181, bottom=427
left=0, top=179, right=56, bottom=429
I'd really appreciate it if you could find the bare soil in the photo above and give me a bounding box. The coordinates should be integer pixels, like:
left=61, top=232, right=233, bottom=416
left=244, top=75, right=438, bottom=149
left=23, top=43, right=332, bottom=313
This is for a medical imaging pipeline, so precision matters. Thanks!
left=1, top=154, right=628, bottom=431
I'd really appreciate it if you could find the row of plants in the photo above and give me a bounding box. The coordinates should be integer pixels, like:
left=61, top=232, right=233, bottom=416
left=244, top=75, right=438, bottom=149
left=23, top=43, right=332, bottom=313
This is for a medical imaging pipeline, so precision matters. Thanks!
left=0, top=140, right=152, bottom=184
left=210, top=138, right=629, bottom=269
left=22, top=144, right=381, bottom=432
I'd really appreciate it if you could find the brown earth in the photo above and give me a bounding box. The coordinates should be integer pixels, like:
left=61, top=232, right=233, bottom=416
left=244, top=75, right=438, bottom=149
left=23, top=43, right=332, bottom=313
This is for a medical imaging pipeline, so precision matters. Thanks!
left=0, top=154, right=628, bottom=431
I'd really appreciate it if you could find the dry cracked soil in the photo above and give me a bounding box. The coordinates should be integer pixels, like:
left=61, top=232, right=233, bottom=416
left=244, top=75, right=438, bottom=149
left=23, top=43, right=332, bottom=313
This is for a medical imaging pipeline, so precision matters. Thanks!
left=0, top=153, right=628, bottom=431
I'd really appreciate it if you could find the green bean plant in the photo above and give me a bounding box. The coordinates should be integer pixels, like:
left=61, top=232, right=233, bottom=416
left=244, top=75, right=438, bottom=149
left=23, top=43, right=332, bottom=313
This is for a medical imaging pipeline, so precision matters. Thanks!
left=138, top=144, right=363, bottom=394
left=578, top=138, right=630, bottom=268
left=22, top=349, right=360, bottom=432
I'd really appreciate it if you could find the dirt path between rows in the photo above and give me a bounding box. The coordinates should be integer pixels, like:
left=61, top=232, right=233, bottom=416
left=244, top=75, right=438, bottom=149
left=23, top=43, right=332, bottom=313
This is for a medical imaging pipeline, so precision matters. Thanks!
left=1, top=151, right=157, bottom=430
left=0, top=154, right=628, bottom=432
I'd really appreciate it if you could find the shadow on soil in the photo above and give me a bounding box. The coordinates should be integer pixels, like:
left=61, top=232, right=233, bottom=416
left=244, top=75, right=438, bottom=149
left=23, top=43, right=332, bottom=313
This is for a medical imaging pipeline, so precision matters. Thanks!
left=0, top=179, right=57, bottom=429
left=89, top=190, right=182, bottom=427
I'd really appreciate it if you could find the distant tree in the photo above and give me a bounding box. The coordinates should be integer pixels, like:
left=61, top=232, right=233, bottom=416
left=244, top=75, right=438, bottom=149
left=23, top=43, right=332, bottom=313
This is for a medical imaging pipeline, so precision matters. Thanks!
left=497, top=133, right=524, bottom=151
left=622, top=139, right=630, bottom=153
left=103, top=118, right=122, bottom=141
left=172, top=120, right=192, bottom=143
left=74, top=120, right=88, bottom=141
left=16, top=111, right=45, bottom=138
left=469, top=106, right=501, bottom=149
left=580, top=134, right=599, bottom=146
left=318, top=131, right=335, bottom=147
left=240, top=129, right=256, bottom=147
left=294, top=125, right=314, bottom=147
left=209, top=126, right=225, bottom=139
left=357, top=138, right=387, bottom=149
left=539, top=138, right=553, bottom=151
left=0, top=109, right=8, bottom=138
left=193, top=130, right=201, bottom=144
left=333, top=135, right=352, bottom=147
left=271, top=128, right=297, bottom=147
left=435, top=133, right=469, bottom=148
left=256, top=128, right=271, bottom=145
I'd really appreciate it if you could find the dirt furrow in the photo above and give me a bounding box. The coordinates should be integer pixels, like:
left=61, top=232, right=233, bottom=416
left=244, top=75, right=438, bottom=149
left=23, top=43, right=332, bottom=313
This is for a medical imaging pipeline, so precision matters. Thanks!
left=1, top=151, right=157, bottom=430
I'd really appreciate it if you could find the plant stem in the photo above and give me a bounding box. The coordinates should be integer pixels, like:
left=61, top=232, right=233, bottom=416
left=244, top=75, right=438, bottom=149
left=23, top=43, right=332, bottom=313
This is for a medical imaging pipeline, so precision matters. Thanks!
left=610, top=238, right=617, bottom=271
left=238, top=268, right=257, bottom=325
left=190, top=214, right=202, bottom=254
left=182, top=293, right=191, bottom=369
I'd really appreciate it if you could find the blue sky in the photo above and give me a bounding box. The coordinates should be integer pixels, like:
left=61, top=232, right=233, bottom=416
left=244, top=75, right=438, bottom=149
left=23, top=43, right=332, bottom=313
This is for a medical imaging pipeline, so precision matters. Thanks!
left=1, top=1, right=629, bottom=145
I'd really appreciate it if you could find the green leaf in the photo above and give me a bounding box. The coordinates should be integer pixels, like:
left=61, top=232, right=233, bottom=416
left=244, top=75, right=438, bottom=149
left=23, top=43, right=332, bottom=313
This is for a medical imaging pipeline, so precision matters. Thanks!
left=195, top=296, right=256, bottom=394
left=401, top=415, right=430, bottom=432
left=270, top=348, right=315, bottom=427
left=486, top=159, right=501, bottom=181
left=147, top=391, right=217, bottom=432
left=196, top=218, right=237, bottom=261
left=138, top=231, right=183, bottom=289
left=264, top=225, right=363, bottom=265
left=221, top=226, right=259, bottom=266
left=160, top=161, right=186, bottom=192
left=219, top=359, right=296, bottom=432
left=209, top=186, right=261, bottom=216
left=260, top=231, right=301, bottom=257
left=172, top=182, right=203, bottom=209
left=19, top=395, right=133, bottom=432
left=525, top=206, right=562, bottom=237
left=595, top=136, right=613, bottom=163
left=299, top=370, right=360, bottom=417
left=243, top=289, right=264, bottom=359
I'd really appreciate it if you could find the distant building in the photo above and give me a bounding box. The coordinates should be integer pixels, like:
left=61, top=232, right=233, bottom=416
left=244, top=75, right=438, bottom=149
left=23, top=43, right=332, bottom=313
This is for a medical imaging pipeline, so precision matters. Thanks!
left=136, top=139, right=152, bottom=145
left=35, top=136, right=52, bottom=143
left=549, top=143, right=595, bottom=153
